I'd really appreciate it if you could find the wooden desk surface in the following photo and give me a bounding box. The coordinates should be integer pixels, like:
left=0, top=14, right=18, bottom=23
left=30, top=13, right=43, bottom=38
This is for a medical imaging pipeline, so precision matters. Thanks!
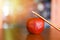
left=3, top=25, right=50, bottom=40
left=50, top=27, right=60, bottom=40
left=2, top=25, right=60, bottom=40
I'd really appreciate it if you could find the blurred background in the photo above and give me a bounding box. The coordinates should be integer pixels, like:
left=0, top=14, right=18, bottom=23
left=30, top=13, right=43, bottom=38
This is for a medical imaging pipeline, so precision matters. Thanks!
left=3, top=0, right=51, bottom=29
left=1, top=0, right=51, bottom=40
left=34, top=0, right=51, bottom=28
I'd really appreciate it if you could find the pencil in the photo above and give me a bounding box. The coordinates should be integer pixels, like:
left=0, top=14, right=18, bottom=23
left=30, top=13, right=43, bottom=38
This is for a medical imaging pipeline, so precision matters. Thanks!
left=32, top=11, right=60, bottom=31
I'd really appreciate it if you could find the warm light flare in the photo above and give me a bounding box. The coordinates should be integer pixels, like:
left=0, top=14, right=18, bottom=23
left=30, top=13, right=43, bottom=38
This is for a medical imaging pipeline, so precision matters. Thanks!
left=2, top=0, right=24, bottom=16
left=2, top=0, right=24, bottom=24
left=2, top=1, right=10, bottom=16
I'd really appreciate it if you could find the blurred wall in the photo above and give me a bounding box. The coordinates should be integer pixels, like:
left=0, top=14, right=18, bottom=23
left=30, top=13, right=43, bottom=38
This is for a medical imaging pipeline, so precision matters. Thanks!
left=50, top=0, right=60, bottom=40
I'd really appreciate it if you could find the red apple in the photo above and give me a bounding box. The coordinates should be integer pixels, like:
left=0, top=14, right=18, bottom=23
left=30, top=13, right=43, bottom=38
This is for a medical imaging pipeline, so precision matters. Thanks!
left=26, top=18, right=44, bottom=34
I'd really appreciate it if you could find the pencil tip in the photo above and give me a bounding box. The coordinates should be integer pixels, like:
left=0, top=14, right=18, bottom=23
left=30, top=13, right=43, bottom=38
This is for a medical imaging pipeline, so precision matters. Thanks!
left=32, top=11, right=35, bottom=14
left=32, top=11, right=33, bottom=13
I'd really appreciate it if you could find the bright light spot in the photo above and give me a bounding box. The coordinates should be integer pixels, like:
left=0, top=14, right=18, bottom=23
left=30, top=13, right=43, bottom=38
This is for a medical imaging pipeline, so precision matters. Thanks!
left=36, top=22, right=42, bottom=29
left=2, top=0, right=24, bottom=17
left=3, top=23, right=9, bottom=29
left=37, top=3, right=44, bottom=11
left=2, top=1, right=10, bottom=16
